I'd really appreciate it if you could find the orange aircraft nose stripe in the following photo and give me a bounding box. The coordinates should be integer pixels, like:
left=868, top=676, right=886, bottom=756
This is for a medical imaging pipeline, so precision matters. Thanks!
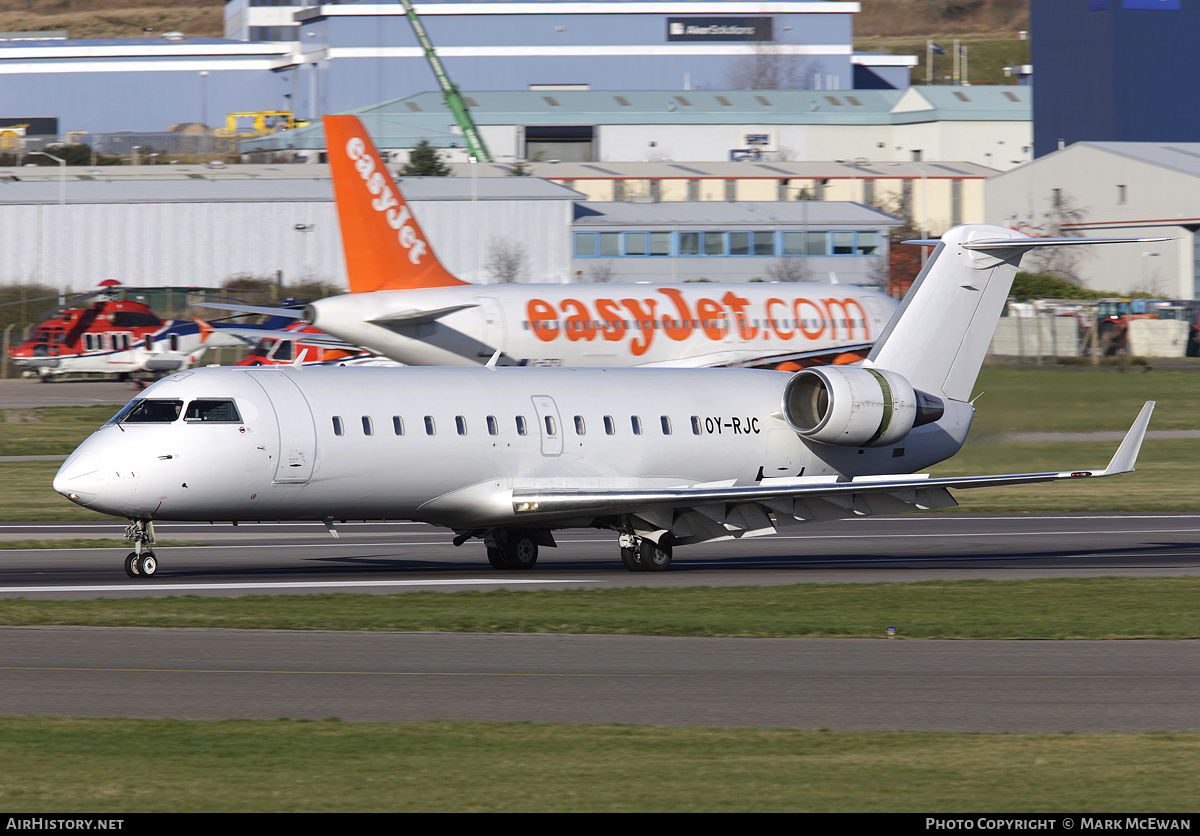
left=324, top=115, right=467, bottom=292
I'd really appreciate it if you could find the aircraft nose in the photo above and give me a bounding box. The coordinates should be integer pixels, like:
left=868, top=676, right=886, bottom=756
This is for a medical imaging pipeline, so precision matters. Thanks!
left=53, top=453, right=107, bottom=507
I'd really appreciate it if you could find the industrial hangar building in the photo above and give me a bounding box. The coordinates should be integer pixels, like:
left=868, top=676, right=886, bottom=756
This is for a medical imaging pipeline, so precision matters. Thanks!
left=986, top=142, right=1200, bottom=300
left=0, top=168, right=899, bottom=291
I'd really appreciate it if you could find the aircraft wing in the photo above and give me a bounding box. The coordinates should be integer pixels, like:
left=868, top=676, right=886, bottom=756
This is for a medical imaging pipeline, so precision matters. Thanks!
left=369, top=304, right=479, bottom=326
left=479, top=401, right=1154, bottom=545
left=214, top=326, right=362, bottom=350
left=201, top=302, right=306, bottom=319
left=633, top=342, right=875, bottom=369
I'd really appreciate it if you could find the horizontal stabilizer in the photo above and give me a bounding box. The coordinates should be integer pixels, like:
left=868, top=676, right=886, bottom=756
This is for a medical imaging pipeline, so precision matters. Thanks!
left=369, top=304, right=479, bottom=326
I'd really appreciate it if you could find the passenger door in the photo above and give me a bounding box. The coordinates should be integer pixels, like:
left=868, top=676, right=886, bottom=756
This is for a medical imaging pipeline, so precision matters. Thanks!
left=250, top=372, right=317, bottom=484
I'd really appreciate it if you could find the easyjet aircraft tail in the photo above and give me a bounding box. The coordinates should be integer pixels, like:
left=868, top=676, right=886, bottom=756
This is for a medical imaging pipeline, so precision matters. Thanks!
left=325, top=115, right=468, bottom=292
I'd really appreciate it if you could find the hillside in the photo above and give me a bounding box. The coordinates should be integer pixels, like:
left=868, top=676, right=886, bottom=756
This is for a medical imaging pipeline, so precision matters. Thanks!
left=0, top=1, right=1029, bottom=42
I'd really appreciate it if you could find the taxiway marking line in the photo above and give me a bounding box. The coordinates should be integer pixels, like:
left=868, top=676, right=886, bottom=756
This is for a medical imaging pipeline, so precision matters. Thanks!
left=0, top=578, right=601, bottom=593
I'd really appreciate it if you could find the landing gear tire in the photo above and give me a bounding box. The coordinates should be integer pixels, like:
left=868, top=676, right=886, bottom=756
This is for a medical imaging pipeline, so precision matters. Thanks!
left=504, top=534, right=539, bottom=570
left=639, top=540, right=672, bottom=572
left=486, top=546, right=509, bottom=570
left=136, top=553, right=158, bottom=577
left=124, top=553, right=140, bottom=578
left=620, top=547, right=643, bottom=572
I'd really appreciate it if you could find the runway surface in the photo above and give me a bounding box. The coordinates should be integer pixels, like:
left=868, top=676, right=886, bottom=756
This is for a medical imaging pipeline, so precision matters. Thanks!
left=1, top=513, right=1198, bottom=732
left=3, top=513, right=1200, bottom=598
left=2, top=627, right=1196, bottom=732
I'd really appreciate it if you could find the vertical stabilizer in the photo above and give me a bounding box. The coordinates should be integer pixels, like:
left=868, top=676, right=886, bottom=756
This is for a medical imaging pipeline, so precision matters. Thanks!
left=324, top=115, right=467, bottom=292
left=863, top=225, right=1168, bottom=402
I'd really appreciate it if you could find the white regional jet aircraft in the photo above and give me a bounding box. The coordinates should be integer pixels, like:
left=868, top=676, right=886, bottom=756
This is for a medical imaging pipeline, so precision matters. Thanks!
left=214, top=115, right=898, bottom=371
left=55, top=224, right=1160, bottom=578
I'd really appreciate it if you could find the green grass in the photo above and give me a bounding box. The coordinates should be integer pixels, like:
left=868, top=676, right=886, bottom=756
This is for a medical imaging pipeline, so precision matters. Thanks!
left=2, top=577, right=1199, bottom=639
left=856, top=37, right=1033, bottom=88
left=0, top=718, right=1194, bottom=812
left=0, top=405, right=113, bottom=457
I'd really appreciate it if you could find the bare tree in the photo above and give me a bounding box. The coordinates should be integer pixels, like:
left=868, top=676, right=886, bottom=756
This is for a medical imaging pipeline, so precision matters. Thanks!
left=484, top=238, right=529, bottom=283
left=1023, top=190, right=1089, bottom=284
left=727, top=42, right=809, bottom=90
left=583, top=261, right=619, bottom=283
left=765, top=258, right=809, bottom=283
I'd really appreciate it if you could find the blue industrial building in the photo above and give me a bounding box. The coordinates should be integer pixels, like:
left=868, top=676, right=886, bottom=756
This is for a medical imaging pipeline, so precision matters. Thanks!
left=1032, top=0, right=1196, bottom=157
left=0, top=2, right=914, bottom=136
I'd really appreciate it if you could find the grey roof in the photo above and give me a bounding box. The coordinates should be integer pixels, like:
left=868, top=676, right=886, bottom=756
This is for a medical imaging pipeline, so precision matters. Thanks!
left=0, top=175, right=580, bottom=205
left=573, top=201, right=902, bottom=227
left=1075, top=142, right=1200, bottom=178
left=241, top=85, right=1030, bottom=152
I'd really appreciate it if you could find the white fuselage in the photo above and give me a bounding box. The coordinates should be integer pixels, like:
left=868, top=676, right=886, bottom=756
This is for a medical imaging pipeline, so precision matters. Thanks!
left=305, top=282, right=897, bottom=368
left=54, top=364, right=971, bottom=527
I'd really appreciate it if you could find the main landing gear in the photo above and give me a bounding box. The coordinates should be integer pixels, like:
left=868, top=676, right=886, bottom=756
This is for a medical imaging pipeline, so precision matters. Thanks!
left=484, top=529, right=541, bottom=570
left=123, top=519, right=158, bottom=579
left=618, top=532, right=672, bottom=572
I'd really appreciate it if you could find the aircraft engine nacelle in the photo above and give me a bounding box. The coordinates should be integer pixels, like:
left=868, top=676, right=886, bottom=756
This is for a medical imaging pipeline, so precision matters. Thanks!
left=781, top=366, right=940, bottom=448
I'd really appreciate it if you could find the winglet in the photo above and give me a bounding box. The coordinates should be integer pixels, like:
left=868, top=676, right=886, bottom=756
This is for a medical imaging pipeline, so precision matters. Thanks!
left=324, top=115, right=468, bottom=293
left=1101, top=401, right=1155, bottom=475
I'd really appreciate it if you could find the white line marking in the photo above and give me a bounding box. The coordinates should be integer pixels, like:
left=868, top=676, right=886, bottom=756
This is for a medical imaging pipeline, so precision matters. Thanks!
left=0, top=579, right=601, bottom=594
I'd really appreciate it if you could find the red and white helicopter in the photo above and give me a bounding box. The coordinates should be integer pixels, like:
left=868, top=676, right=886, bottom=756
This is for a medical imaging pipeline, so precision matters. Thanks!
left=7, top=281, right=248, bottom=380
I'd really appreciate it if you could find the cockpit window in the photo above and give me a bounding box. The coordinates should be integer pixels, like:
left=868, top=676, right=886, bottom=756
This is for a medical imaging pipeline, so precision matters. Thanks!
left=114, top=399, right=183, bottom=424
left=184, top=399, right=242, bottom=423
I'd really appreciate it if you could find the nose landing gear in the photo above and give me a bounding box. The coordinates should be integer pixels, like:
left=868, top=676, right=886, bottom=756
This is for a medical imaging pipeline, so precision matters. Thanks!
left=122, top=519, right=158, bottom=579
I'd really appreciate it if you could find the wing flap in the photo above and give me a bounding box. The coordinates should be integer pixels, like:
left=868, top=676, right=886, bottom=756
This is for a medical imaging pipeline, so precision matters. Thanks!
left=503, top=402, right=1153, bottom=544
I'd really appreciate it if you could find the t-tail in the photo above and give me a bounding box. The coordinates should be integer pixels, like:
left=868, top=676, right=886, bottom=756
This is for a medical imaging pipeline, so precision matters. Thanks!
left=862, top=225, right=1170, bottom=403
left=324, top=115, right=468, bottom=292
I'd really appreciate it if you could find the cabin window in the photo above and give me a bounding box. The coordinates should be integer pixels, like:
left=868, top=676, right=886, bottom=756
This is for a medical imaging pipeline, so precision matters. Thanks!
left=660, top=415, right=672, bottom=435
left=631, top=416, right=643, bottom=435
left=516, top=416, right=528, bottom=436
left=574, top=415, right=585, bottom=435
left=393, top=416, right=404, bottom=435
left=362, top=416, right=374, bottom=436
left=184, top=400, right=242, bottom=423
left=604, top=415, right=615, bottom=435
left=113, top=399, right=183, bottom=424
left=425, top=416, right=436, bottom=436
left=691, top=416, right=703, bottom=435
left=487, top=415, right=498, bottom=436
left=332, top=416, right=344, bottom=436
left=168, top=334, right=180, bottom=352
left=456, top=415, right=467, bottom=435
left=544, top=415, right=557, bottom=436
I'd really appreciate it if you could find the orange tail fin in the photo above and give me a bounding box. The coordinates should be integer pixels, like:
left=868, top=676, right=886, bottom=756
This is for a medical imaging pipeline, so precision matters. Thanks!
left=324, top=115, right=467, bottom=292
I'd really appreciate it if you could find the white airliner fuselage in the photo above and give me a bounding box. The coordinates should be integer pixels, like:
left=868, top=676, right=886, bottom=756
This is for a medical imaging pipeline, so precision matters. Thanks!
left=55, top=364, right=968, bottom=526
left=303, top=282, right=896, bottom=368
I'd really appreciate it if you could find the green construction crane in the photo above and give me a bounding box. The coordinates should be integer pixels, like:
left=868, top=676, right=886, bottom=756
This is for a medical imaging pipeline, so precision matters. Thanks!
left=399, top=0, right=492, bottom=163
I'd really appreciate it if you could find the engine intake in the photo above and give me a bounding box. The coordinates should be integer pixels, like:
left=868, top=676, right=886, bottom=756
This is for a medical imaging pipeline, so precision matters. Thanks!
left=782, top=366, right=942, bottom=447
